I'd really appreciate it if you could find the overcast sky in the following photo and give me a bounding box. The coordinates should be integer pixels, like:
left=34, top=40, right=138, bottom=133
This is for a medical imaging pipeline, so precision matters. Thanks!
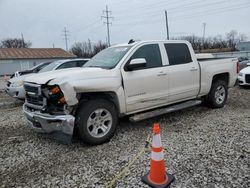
left=0, top=0, right=249, bottom=49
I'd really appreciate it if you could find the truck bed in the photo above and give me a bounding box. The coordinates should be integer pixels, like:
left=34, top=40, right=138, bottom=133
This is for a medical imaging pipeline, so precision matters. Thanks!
left=198, top=57, right=238, bottom=97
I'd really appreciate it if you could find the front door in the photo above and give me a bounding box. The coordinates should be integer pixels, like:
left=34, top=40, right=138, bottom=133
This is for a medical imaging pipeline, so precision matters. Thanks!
left=121, top=44, right=169, bottom=113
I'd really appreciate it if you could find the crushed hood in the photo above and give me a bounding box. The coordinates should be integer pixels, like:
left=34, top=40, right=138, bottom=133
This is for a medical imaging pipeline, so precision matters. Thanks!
left=24, top=67, right=119, bottom=106
left=24, top=67, right=114, bottom=85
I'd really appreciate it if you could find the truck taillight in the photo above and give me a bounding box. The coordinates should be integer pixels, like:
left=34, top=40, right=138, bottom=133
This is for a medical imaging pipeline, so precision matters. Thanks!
left=237, top=61, right=240, bottom=74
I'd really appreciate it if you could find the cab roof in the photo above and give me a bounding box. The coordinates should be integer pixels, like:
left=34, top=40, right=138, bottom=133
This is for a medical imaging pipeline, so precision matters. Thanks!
left=111, top=40, right=190, bottom=48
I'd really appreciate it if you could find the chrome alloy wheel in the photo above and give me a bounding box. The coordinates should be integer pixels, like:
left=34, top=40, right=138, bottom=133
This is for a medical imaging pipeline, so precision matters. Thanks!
left=86, top=108, right=112, bottom=138
left=215, top=85, right=226, bottom=104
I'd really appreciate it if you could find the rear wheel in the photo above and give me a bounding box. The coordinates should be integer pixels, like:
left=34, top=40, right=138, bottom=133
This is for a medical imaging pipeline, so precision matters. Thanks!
left=206, top=80, right=228, bottom=108
left=75, top=99, right=118, bottom=145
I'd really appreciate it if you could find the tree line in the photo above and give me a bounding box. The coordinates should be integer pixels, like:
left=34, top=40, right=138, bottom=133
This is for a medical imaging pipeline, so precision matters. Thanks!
left=0, top=30, right=247, bottom=56
left=70, top=40, right=108, bottom=58
left=0, top=37, right=107, bottom=58
left=0, top=38, right=32, bottom=48
left=172, top=30, right=247, bottom=52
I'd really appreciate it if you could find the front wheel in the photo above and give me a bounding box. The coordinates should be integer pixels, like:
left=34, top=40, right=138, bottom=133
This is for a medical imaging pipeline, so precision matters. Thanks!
left=75, top=99, right=118, bottom=145
left=206, top=80, right=228, bottom=108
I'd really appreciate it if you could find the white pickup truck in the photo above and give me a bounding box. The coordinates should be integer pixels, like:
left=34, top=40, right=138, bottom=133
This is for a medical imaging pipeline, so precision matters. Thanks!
left=23, top=40, right=238, bottom=145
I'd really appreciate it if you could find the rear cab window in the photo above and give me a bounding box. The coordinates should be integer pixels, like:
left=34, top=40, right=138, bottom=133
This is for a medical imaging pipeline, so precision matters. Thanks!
left=164, top=43, right=192, bottom=65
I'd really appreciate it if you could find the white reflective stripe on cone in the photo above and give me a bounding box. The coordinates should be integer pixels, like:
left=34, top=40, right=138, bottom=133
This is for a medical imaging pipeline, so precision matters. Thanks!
left=152, top=134, right=162, bottom=148
left=151, top=151, right=164, bottom=161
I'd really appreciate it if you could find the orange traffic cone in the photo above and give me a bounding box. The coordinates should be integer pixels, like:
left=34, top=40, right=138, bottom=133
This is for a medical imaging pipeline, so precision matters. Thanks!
left=3, top=74, right=8, bottom=82
left=142, top=123, right=175, bottom=188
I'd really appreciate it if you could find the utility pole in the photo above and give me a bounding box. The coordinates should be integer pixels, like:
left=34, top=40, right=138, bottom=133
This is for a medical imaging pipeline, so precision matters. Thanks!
left=165, top=10, right=170, bottom=40
left=202, top=22, right=206, bottom=49
left=62, top=27, right=69, bottom=51
left=21, top=33, right=25, bottom=47
left=102, top=5, right=113, bottom=47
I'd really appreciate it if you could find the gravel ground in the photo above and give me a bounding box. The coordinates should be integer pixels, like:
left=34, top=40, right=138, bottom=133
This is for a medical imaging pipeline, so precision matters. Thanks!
left=0, top=86, right=249, bottom=188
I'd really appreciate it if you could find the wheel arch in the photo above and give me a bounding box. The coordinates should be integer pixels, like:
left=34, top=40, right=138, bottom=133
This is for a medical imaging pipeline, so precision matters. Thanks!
left=211, top=72, right=229, bottom=87
left=77, top=91, right=121, bottom=116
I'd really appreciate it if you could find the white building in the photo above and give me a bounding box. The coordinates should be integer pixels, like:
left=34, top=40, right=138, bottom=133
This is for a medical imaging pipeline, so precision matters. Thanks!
left=0, top=48, right=76, bottom=75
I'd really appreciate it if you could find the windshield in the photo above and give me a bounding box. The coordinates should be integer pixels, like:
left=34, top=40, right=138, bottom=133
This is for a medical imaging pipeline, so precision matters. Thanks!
left=39, top=61, right=62, bottom=73
left=83, top=46, right=131, bottom=69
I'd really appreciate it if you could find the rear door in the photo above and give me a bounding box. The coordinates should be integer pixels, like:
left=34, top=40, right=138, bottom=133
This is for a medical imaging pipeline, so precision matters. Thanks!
left=164, top=43, right=199, bottom=102
left=121, top=43, right=169, bottom=112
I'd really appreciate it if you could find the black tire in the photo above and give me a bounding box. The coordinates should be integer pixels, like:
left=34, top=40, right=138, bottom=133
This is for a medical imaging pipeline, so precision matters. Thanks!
left=75, top=99, right=118, bottom=145
left=206, top=80, right=228, bottom=108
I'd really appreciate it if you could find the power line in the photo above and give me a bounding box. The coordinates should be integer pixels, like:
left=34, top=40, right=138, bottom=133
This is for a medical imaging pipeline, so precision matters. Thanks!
left=102, top=5, right=114, bottom=46
left=62, top=27, right=69, bottom=51
left=120, top=0, right=192, bottom=14
left=114, top=2, right=250, bottom=26
left=168, top=0, right=220, bottom=12
left=147, top=0, right=226, bottom=17
left=117, top=0, right=247, bottom=21
left=171, top=3, right=250, bottom=21
left=117, top=0, right=202, bottom=19
left=71, top=18, right=100, bottom=33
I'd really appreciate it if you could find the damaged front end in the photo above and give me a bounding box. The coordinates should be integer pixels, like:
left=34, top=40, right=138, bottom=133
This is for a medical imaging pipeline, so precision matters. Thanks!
left=23, top=82, right=76, bottom=143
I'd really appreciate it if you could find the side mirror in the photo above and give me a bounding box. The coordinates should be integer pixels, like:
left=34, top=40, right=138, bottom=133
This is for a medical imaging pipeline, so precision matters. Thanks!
left=126, top=58, right=146, bottom=71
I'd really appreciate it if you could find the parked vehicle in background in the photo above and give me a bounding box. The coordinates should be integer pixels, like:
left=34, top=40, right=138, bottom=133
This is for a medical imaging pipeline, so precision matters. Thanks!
left=22, top=40, right=238, bottom=145
left=10, top=61, right=52, bottom=78
left=38, top=58, right=89, bottom=73
left=238, top=57, right=249, bottom=62
left=239, top=59, right=250, bottom=70
left=5, top=58, right=89, bottom=99
left=238, top=63, right=250, bottom=86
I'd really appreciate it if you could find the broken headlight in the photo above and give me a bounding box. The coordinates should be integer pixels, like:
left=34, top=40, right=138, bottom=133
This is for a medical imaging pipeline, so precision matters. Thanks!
left=43, top=85, right=66, bottom=104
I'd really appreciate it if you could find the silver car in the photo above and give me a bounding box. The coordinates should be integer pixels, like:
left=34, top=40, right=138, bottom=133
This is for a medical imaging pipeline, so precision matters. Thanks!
left=5, top=58, right=89, bottom=99
left=239, top=59, right=250, bottom=70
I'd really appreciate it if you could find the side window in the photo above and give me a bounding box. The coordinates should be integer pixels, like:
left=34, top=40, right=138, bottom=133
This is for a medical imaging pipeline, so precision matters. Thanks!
left=57, top=61, right=78, bottom=69
left=130, top=44, right=162, bottom=69
left=164, top=43, right=192, bottom=65
left=77, top=60, right=88, bottom=67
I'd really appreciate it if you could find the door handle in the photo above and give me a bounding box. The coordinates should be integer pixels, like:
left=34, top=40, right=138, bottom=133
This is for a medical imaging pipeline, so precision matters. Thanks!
left=157, top=72, right=167, bottom=76
left=190, top=67, right=198, bottom=71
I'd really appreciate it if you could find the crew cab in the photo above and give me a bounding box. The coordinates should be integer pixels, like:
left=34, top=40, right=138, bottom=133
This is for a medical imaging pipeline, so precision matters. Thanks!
left=23, top=40, right=238, bottom=145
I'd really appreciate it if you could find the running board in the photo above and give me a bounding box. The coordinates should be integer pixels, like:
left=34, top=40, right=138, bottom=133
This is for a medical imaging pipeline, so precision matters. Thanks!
left=129, top=100, right=202, bottom=122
